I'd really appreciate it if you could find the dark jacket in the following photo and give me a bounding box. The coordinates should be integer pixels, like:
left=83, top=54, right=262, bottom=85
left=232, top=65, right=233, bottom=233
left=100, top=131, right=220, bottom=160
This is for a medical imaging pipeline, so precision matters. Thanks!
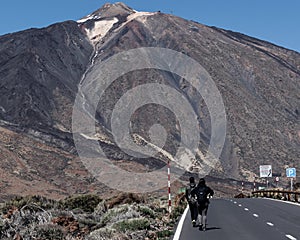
left=185, top=183, right=197, bottom=203
left=191, top=183, right=214, bottom=204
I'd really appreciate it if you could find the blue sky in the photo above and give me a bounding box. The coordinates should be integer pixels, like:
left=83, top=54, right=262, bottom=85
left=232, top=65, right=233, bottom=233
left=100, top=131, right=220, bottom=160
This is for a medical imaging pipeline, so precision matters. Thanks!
left=0, top=0, right=299, bottom=53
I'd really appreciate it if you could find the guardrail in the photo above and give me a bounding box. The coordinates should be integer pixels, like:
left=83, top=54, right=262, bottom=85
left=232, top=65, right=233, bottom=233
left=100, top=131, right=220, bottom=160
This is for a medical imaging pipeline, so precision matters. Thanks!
left=252, top=190, right=300, bottom=203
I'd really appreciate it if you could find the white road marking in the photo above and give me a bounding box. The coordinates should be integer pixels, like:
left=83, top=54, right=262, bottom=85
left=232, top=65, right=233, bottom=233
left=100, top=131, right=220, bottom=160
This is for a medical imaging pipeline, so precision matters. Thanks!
left=267, top=222, right=274, bottom=226
left=234, top=201, right=237, bottom=204
left=261, top=198, right=300, bottom=207
left=238, top=204, right=242, bottom=207
left=244, top=208, right=249, bottom=211
left=173, top=206, right=189, bottom=240
left=285, top=234, right=297, bottom=240
left=253, top=214, right=259, bottom=217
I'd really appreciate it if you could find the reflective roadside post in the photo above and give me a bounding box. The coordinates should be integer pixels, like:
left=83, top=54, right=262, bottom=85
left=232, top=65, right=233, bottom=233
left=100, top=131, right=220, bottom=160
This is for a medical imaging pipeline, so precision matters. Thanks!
left=168, top=159, right=171, bottom=214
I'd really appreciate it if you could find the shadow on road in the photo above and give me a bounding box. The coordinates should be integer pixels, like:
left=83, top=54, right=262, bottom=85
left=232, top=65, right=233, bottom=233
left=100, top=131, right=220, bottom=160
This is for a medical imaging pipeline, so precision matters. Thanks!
left=203, top=226, right=221, bottom=231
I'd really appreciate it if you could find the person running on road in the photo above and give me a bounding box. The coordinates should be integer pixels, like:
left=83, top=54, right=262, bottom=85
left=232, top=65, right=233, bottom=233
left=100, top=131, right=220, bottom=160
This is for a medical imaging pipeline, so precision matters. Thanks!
left=191, top=178, right=214, bottom=231
left=185, top=176, right=198, bottom=227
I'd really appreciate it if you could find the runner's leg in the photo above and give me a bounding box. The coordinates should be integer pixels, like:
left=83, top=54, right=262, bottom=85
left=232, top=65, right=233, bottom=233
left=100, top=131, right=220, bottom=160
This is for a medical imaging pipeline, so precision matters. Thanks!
left=202, top=206, right=208, bottom=230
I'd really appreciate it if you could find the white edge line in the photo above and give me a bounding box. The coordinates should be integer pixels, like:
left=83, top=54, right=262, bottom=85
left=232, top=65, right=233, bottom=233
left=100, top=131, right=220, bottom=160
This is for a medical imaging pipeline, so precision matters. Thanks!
left=173, top=205, right=189, bottom=240
left=244, top=208, right=249, bottom=211
left=286, top=234, right=297, bottom=240
left=267, top=222, right=274, bottom=226
left=262, top=198, right=300, bottom=207
left=253, top=214, right=259, bottom=217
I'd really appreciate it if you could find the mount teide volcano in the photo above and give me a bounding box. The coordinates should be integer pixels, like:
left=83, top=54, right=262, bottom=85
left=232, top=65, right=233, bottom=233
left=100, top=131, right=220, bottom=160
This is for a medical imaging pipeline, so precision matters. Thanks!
left=0, top=2, right=299, bottom=200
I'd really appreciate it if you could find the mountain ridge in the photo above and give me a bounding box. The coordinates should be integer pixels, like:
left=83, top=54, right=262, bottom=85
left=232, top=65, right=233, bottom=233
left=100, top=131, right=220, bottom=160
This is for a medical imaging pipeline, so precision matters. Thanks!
left=0, top=2, right=299, bottom=201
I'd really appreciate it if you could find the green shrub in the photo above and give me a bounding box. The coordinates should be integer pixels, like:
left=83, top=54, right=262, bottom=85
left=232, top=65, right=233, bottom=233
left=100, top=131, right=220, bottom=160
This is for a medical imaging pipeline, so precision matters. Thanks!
left=139, top=206, right=156, bottom=218
left=60, top=194, right=101, bottom=213
left=170, top=205, right=185, bottom=222
left=86, top=228, right=115, bottom=239
left=35, top=224, right=64, bottom=240
left=157, top=229, right=173, bottom=238
left=1, top=195, right=56, bottom=214
left=114, top=218, right=150, bottom=232
left=101, top=205, right=130, bottom=225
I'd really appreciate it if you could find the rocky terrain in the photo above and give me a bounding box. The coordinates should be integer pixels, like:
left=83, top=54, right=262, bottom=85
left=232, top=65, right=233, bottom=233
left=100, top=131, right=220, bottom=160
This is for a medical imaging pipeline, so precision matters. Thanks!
left=0, top=2, right=299, bottom=202
left=0, top=193, right=185, bottom=239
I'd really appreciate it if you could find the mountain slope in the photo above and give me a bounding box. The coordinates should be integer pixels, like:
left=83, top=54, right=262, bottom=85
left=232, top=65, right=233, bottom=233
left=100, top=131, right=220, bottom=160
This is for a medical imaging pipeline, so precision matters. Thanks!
left=0, top=21, right=93, bottom=130
left=0, top=2, right=299, bottom=200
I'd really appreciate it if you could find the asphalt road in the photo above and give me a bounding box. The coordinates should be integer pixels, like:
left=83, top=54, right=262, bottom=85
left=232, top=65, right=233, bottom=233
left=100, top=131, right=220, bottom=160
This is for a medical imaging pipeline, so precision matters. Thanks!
left=176, top=198, right=300, bottom=240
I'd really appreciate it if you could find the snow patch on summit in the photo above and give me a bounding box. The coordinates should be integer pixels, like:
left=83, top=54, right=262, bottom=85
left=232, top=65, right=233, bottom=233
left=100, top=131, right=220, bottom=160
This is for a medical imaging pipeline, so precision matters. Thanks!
left=77, top=15, right=93, bottom=23
left=78, top=8, right=155, bottom=44
left=77, top=13, right=103, bottom=23
left=111, top=11, right=155, bottom=35
left=119, top=11, right=155, bottom=30
left=85, top=18, right=119, bottom=43
left=127, top=11, right=155, bottom=24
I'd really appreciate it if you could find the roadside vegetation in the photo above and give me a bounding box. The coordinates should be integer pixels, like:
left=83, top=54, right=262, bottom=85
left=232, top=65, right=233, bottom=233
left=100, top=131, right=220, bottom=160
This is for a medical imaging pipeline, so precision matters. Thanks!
left=0, top=193, right=186, bottom=239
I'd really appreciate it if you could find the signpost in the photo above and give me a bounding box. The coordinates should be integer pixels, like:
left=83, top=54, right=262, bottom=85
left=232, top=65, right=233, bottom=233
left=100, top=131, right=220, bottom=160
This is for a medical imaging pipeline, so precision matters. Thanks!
left=286, top=168, right=296, bottom=191
left=275, top=176, right=279, bottom=188
left=260, top=165, right=272, bottom=188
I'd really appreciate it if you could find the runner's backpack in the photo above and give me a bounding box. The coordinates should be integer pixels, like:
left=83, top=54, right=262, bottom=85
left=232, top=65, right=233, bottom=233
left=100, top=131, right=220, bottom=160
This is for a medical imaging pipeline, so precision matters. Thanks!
left=196, top=186, right=208, bottom=203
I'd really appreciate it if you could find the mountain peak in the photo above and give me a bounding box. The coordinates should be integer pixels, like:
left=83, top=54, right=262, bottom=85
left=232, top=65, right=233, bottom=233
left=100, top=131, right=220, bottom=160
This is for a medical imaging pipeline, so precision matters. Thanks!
left=77, top=2, right=155, bottom=44
left=78, top=2, right=135, bottom=23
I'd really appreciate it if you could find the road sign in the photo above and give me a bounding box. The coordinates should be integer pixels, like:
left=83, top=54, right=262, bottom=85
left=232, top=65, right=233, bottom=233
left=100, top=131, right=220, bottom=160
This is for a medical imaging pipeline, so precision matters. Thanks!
left=286, top=168, right=296, bottom=178
left=178, top=187, right=186, bottom=194
left=260, top=165, right=272, bottom=178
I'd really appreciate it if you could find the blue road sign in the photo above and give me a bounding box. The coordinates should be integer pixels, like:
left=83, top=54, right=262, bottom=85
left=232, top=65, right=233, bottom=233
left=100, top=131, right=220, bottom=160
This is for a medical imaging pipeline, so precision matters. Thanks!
left=286, top=168, right=296, bottom=178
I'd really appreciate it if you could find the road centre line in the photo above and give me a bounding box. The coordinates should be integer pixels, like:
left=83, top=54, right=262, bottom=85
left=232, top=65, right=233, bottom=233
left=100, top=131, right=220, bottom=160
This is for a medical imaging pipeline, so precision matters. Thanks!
left=231, top=199, right=298, bottom=240
left=286, top=234, right=297, bottom=240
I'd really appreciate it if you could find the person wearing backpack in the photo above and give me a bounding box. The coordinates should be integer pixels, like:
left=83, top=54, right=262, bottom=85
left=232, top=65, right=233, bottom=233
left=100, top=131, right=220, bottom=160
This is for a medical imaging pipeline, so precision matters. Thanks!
left=191, top=178, right=214, bottom=231
left=185, top=176, right=198, bottom=227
